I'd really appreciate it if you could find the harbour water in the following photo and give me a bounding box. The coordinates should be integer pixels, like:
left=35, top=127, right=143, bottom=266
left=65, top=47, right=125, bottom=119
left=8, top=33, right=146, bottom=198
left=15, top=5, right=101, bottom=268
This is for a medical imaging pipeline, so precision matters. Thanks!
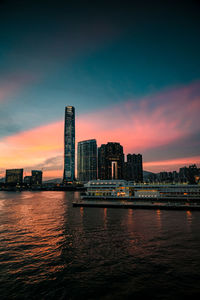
left=0, top=191, right=200, bottom=299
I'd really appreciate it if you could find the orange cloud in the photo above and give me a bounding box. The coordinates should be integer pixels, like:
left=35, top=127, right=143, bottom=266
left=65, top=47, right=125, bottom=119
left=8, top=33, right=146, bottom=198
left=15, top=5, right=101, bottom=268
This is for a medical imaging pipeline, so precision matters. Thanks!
left=0, top=121, right=63, bottom=172
left=0, top=81, right=199, bottom=178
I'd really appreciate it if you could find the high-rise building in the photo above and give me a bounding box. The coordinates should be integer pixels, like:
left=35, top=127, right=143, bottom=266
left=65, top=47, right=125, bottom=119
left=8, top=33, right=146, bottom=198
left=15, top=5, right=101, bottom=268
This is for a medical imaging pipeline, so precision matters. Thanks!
left=24, top=176, right=32, bottom=185
left=179, top=164, right=199, bottom=184
left=124, top=154, right=143, bottom=182
left=98, top=142, right=124, bottom=180
left=32, top=170, right=42, bottom=185
left=63, top=106, right=75, bottom=183
left=5, top=169, right=23, bottom=186
left=77, top=139, right=97, bottom=182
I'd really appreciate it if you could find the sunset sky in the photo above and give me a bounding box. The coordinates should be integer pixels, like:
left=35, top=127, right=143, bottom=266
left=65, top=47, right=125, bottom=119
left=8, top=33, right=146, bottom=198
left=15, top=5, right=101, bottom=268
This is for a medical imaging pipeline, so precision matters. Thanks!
left=0, top=0, right=200, bottom=179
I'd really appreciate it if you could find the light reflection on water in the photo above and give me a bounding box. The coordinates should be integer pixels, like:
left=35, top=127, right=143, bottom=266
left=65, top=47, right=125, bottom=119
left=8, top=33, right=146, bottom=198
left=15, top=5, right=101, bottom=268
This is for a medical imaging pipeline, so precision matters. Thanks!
left=0, top=192, right=68, bottom=285
left=0, top=191, right=200, bottom=299
left=156, top=209, right=162, bottom=229
left=103, top=208, right=107, bottom=229
left=0, top=199, right=5, bottom=211
left=186, top=210, right=193, bottom=223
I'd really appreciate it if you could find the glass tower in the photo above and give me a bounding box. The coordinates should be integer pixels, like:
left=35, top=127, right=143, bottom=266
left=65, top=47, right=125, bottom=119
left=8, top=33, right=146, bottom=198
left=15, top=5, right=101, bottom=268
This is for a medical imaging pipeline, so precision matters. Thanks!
left=77, top=139, right=97, bottom=182
left=63, top=106, right=75, bottom=183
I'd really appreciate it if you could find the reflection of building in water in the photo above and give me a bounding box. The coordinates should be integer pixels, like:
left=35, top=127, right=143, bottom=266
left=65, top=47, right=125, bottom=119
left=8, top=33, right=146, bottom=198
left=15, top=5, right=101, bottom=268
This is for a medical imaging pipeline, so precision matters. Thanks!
left=6, top=169, right=23, bottom=186
left=98, top=142, right=124, bottom=180
left=127, top=209, right=134, bottom=227
left=103, top=208, right=107, bottom=229
left=80, top=207, right=84, bottom=217
left=156, top=209, right=162, bottom=228
left=186, top=210, right=192, bottom=225
left=6, top=192, right=67, bottom=282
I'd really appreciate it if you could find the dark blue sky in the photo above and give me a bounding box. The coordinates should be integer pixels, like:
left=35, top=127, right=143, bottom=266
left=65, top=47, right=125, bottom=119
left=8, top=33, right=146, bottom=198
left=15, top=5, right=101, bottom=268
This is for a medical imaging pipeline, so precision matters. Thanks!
left=0, top=0, right=200, bottom=175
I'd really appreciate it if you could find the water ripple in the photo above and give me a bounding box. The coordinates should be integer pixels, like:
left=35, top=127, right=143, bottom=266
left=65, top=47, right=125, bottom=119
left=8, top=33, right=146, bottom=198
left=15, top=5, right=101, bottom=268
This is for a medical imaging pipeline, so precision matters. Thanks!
left=0, top=191, right=200, bottom=299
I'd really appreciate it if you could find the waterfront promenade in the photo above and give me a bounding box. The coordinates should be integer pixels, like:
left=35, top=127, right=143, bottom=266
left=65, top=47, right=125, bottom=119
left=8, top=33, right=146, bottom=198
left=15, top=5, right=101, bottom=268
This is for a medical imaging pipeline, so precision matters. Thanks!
left=73, top=199, right=200, bottom=211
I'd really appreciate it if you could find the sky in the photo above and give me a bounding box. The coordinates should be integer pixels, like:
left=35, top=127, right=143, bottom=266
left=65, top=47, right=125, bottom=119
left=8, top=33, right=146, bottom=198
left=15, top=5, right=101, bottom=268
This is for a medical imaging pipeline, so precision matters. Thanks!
left=0, top=0, right=200, bottom=179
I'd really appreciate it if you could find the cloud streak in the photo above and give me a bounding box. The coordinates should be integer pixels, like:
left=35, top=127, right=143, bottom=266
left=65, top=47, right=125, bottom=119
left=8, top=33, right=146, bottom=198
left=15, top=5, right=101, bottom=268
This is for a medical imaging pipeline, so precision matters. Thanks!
left=144, top=155, right=200, bottom=173
left=76, top=81, right=200, bottom=153
left=0, top=81, right=199, bottom=177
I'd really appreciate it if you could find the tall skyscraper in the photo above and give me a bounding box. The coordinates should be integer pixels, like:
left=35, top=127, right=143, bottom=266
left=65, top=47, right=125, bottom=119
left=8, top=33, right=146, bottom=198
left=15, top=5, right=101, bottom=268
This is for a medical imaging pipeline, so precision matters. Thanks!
left=63, top=106, right=75, bottom=183
left=77, top=139, right=97, bottom=182
left=98, top=142, right=124, bottom=180
left=124, top=154, right=143, bottom=182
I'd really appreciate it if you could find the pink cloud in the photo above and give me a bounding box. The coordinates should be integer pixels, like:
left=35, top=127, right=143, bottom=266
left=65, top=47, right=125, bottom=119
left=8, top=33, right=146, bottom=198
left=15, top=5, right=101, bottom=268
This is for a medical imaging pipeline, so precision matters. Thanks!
left=0, top=121, right=63, bottom=171
left=144, top=155, right=200, bottom=173
left=76, top=81, right=200, bottom=153
left=0, top=81, right=199, bottom=177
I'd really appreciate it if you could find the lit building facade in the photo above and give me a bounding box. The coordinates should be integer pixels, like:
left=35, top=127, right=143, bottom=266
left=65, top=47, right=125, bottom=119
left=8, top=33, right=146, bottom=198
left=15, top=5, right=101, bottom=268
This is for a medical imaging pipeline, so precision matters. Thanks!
left=124, top=154, right=143, bottom=182
left=32, top=170, right=42, bottom=185
left=179, top=164, right=199, bottom=184
left=63, top=106, right=75, bottom=183
left=98, top=142, right=124, bottom=180
left=5, top=169, right=23, bottom=186
left=77, top=139, right=97, bottom=182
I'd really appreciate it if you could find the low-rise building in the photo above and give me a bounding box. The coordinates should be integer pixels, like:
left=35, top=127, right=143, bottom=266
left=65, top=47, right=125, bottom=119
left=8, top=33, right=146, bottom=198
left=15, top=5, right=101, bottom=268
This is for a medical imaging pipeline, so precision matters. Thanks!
left=5, top=169, right=23, bottom=186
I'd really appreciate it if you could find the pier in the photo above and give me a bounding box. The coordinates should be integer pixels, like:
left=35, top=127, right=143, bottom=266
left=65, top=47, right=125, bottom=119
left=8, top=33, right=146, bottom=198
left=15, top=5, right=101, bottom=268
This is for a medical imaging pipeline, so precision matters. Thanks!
left=73, top=199, right=200, bottom=211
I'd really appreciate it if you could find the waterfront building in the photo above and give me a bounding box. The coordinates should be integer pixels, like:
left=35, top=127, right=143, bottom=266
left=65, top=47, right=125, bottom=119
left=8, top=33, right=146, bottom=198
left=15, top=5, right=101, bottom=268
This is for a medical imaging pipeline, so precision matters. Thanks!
left=77, top=139, right=97, bottom=182
left=84, top=180, right=200, bottom=200
left=158, top=171, right=169, bottom=182
left=32, top=170, right=42, bottom=185
left=5, top=169, right=23, bottom=186
left=85, top=180, right=129, bottom=197
left=63, top=106, right=75, bottom=183
left=172, top=171, right=179, bottom=183
left=24, top=176, right=32, bottom=185
left=179, top=164, right=199, bottom=184
left=98, top=142, right=124, bottom=180
left=124, top=154, right=143, bottom=182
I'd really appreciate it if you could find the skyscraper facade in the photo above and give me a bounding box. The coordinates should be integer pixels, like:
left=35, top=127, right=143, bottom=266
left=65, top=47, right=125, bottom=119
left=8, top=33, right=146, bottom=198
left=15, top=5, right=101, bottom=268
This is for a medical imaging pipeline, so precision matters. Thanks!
left=124, top=154, right=143, bottom=182
left=63, top=106, right=75, bottom=183
left=32, top=170, right=42, bottom=185
left=98, top=142, right=124, bottom=180
left=77, top=139, right=97, bottom=182
left=5, top=169, right=23, bottom=186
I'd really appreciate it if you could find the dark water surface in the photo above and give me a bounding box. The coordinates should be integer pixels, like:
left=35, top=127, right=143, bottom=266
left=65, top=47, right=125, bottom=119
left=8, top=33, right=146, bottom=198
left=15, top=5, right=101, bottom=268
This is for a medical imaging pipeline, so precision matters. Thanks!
left=0, top=191, right=200, bottom=299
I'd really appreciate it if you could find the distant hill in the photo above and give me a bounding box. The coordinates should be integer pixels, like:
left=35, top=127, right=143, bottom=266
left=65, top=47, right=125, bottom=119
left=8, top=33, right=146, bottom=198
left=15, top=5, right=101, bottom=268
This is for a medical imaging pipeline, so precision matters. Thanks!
left=43, top=174, right=156, bottom=183
left=43, top=178, right=62, bottom=184
left=143, top=170, right=156, bottom=177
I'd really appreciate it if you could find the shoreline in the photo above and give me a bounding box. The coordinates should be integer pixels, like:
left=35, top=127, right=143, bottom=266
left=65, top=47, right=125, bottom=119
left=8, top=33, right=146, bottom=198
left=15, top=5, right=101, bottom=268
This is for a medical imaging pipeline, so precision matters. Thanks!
left=73, top=200, right=200, bottom=211
left=0, top=187, right=86, bottom=192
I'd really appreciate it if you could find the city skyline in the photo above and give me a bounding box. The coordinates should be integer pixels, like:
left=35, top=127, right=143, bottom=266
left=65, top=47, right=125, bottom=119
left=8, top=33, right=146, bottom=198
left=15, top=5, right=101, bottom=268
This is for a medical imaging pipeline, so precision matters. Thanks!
left=0, top=1, right=200, bottom=179
left=0, top=100, right=200, bottom=179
